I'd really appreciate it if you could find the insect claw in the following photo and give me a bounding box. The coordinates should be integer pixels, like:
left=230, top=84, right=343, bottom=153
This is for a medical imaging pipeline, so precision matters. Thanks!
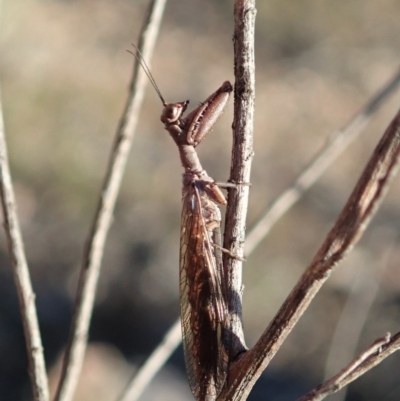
left=214, top=181, right=252, bottom=188
left=212, top=243, right=246, bottom=262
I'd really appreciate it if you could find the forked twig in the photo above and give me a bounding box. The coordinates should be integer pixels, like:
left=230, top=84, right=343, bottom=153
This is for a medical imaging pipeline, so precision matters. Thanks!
left=53, top=1, right=167, bottom=401
left=223, top=108, right=400, bottom=400
left=297, top=332, right=400, bottom=401
left=0, top=89, right=49, bottom=401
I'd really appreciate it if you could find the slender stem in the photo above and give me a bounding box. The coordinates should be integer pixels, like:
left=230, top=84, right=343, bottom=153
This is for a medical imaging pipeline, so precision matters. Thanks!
left=223, top=0, right=256, bottom=360
left=223, top=108, right=400, bottom=400
left=0, top=89, right=49, bottom=399
left=52, top=1, right=167, bottom=401
left=297, top=332, right=400, bottom=401
left=117, top=319, right=182, bottom=401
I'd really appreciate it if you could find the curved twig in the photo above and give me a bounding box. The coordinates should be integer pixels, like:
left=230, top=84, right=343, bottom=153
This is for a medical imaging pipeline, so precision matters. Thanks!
left=53, top=1, right=167, bottom=401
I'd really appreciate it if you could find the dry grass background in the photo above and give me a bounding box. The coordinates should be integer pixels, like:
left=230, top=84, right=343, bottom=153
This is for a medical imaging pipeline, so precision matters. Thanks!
left=1, top=0, right=400, bottom=400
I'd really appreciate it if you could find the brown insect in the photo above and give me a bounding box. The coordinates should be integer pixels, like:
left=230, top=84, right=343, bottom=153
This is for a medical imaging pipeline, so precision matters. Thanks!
left=134, top=50, right=233, bottom=400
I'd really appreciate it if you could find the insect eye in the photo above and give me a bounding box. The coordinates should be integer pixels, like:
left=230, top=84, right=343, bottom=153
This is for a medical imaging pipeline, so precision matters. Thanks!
left=161, top=104, right=182, bottom=124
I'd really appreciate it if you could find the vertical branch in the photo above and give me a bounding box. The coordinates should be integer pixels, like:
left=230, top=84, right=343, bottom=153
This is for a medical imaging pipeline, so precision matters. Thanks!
left=0, top=89, right=49, bottom=400
left=53, top=1, right=167, bottom=401
left=223, top=0, right=256, bottom=358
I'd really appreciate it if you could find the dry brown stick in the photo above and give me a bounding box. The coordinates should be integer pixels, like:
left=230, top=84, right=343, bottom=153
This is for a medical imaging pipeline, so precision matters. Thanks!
left=297, top=332, right=400, bottom=401
left=0, top=90, right=49, bottom=400
left=245, top=68, right=400, bottom=255
left=223, top=108, right=400, bottom=400
left=53, top=1, right=167, bottom=401
left=223, top=0, right=256, bottom=360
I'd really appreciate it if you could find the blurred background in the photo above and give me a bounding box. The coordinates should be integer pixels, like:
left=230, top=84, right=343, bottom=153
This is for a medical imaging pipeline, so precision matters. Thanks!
left=1, top=0, right=400, bottom=400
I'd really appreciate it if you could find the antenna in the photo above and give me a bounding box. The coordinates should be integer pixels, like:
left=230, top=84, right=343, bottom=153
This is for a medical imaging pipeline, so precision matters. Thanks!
left=129, top=44, right=167, bottom=106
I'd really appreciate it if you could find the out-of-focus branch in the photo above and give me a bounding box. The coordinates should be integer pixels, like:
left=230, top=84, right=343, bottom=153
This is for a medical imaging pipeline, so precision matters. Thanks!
left=323, top=235, right=393, bottom=401
left=223, top=0, right=256, bottom=361
left=245, top=68, right=400, bottom=255
left=223, top=108, right=400, bottom=400
left=0, top=89, right=49, bottom=400
left=297, top=332, right=400, bottom=401
left=53, top=1, right=167, bottom=401
left=116, top=319, right=181, bottom=401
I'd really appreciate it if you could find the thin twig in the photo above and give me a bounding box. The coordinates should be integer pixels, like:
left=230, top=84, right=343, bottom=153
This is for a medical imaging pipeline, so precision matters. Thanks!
left=245, top=68, right=400, bottom=255
left=327, top=334, right=391, bottom=387
left=297, top=332, right=400, bottom=401
left=53, top=1, right=167, bottom=401
left=117, top=319, right=181, bottom=401
left=0, top=90, right=49, bottom=399
left=223, top=0, right=256, bottom=361
left=223, top=108, right=400, bottom=400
